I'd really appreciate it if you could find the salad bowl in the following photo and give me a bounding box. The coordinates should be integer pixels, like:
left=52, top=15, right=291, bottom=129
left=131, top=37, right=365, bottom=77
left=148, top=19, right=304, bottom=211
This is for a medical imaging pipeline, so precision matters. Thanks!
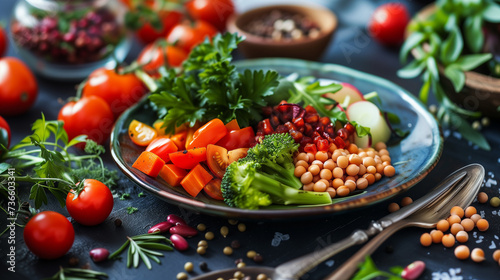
left=110, top=58, right=443, bottom=219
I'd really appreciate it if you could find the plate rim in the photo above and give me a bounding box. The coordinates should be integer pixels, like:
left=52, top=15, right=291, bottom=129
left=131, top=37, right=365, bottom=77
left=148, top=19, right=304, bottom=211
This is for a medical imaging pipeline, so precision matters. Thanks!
left=110, top=58, right=444, bottom=219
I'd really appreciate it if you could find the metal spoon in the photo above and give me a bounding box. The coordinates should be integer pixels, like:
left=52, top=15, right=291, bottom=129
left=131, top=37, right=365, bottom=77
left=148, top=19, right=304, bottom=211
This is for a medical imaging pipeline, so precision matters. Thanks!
left=325, top=163, right=484, bottom=280
left=191, top=164, right=484, bottom=280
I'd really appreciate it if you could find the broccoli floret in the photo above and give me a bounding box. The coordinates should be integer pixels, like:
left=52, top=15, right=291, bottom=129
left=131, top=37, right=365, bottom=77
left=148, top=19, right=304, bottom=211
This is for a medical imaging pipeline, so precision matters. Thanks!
left=221, top=160, right=331, bottom=209
left=245, top=133, right=302, bottom=189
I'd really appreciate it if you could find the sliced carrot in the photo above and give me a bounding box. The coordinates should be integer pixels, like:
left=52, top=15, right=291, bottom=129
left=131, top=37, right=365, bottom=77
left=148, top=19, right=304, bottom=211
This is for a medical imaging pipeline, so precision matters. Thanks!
left=169, top=147, right=207, bottom=170
left=180, top=164, right=213, bottom=197
left=132, top=151, right=165, bottom=177
left=170, top=130, right=188, bottom=149
left=185, top=122, right=201, bottom=149
left=159, top=164, right=188, bottom=187
left=225, top=119, right=240, bottom=131
left=186, top=119, right=227, bottom=149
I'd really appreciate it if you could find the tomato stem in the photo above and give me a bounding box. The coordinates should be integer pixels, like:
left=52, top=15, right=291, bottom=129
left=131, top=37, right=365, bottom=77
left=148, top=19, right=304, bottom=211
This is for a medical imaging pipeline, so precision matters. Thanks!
left=135, top=69, right=158, bottom=92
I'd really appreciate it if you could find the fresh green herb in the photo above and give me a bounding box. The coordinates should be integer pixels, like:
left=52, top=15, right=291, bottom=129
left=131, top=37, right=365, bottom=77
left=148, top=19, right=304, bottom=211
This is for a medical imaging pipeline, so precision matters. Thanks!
left=109, top=233, right=173, bottom=269
left=120, top=193, right=131, bottom=200
left=127, top=206, right=138, bottom=214
left=138, top=192, right=145, bottom=197
left=352, top=255, right=403, bottom=280
left=399, top=0, right=500, bottom=150
left=149, top=32, right=280, bottom=134
left=0, top=114, right=118, bottom=209
left=43, top=267, right=108, bottom=280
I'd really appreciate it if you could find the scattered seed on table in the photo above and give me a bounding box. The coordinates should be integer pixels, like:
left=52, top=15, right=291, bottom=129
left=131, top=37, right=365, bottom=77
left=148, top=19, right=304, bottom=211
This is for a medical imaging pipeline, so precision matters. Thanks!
left=447, top=214, right=461, bottom=225
left=228, top=219, right=238, bottom=225
left=257, top=274, right=269, bottom=280
left=205, top=231, right=215, bottom=240
left=246, top=250, right=257, bottom=259
left=401, top=197, right=413, bottom=207
left=470, top=213, right=482, bottom=224
left=199, top=261, right=208, bottom=271
left=197, top=223, right=207, bottom=231
left=176, top=272, right=188, bottom=280
left=388, top=202, right=400, bottom=213
left=436, top=219, right=450, bottom=232
left=454, top=245, right=470, bottom=260
left=184, top=262, right=194, bottom=272
left=442, top=234, right=455, bottom=248
left=220, top=226, right=229, bottom=238
left=253, top=254, right=264, bottom=263
left=237, top=262, right=246, bottom=268
left=234, top=271, right=245, bottom=279
left=223, top=246, right=233, bottom=255
left=198, top=240, right=208, bottom=248
left=461, top=218, right=474, bottom=232
left=238, top=223, right=246, bottom=232
left=420, top=233, right=432, bottom=247
left=231, top=240, right=241, bottom=249
left=430, top=230, right=444, bottom=244
left=450, top=206, right=465, bottom=218
left=490, top=197, right=500, bottom=207
left=476, top=219, right=489, bottom=231
left=450, top=223, right=464, bottom=236
left=493, top=250, right=500, bottom=262
left=478, top=192, right=488, bottom=203
left=197, top=246, right=206, bottom=255
left=68, top=257, right=79, bottom=266
left=456, top=231, right=469, bottom=243
left=464, top=206, right=477, bottom=218
left=114, top=218, right=122, bottom=227
left=471, top=248, right=485, bottom=262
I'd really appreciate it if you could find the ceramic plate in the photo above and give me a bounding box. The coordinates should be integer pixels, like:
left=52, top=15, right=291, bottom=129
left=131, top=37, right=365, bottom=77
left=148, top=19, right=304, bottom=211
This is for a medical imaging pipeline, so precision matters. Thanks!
left=110, top=58, right=443, bottom=219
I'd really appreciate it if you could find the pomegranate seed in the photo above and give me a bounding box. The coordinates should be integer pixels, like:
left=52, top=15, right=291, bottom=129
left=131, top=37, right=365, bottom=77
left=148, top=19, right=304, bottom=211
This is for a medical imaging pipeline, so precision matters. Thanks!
left=289, top=130, right=303, bottom=142
left=337, top=128, right=349, bottom=140
left=304, top=114, right=319, bottom=123
left=270, top=115, right=280, bottom=127
left=275, top=125, right=289, bottom=134
left=293, top=117, right=304, bottom=128
left=316, top=139, right=329, bottom=152
left=305, top=105, right=317, bottom=114
left=284, top=121, right=296, bottom=131
left=304, top=143, right=317, bottom=154
left=344, top=122, right=356, bottom=134
left=304, top=123, right=313, bottom=136
left=333, top=136, right=345, bottom=149
left=320, top=116, right=330, bottom=125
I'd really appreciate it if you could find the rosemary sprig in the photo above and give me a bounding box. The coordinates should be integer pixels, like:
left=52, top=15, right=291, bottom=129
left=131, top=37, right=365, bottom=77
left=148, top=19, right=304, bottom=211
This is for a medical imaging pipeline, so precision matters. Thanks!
left=109, top=233, right=174, bottom=269
left=44, top=267, right=108, bottom=280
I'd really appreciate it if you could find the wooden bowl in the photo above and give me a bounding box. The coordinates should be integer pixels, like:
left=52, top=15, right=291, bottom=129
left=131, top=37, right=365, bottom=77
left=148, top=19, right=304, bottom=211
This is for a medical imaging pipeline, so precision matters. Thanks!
left=226, top=4, right=337, bottom=61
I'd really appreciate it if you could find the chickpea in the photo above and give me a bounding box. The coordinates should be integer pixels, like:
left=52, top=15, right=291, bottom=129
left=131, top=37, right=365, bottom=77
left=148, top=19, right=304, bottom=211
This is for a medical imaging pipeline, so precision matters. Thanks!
left=308, top=164, right=320, bottom=176
left=442, top=234, right=456, bottom=247
left=401, top=197, right=413, bottom=207
left=447, top=214, right=461, bottom=225
left=303, top=182, right=314, bottom=191
left=375, top=142, right=387, bottom=151
left=336, top=186, right=350, bottom=197
left=492, top=250, right=500, bottom=262
left=337, top=155, right=349, bottom=169
left=460, top=218, right=474, bottom=232
left=464, top=206, right=477, bottom=218
left=306, top=152, right=315, bottom=163
left=346, top=164, right=360, bottom=176
left=436, top=219, right=450, bottom=232
left=476, top=219, right=489, bottom=231
left=295, top=160, right=309, bottom=169
left=374, top=173, right=382, bottom=181
left=323, top=159, right=336, bottom=170
left=420, top=233, right=432, bottom=247
left=294, top=165, right=307, bottom=178
left=470, top=213, right=482, bottom=224
left=356, top=177, right=369, bottom=190
left=313, top=181, right=328, bottom=192
left=477, top=192, right=488, bottom=203
left=383, top=165, right=396, bottom=177
left=318, top=179, right=330, bottom=187
left=295, top=153, right=308, bottom=162
left=344, top=180, right=356, bottom=192
left=320, top=169, right=333, bottom=180
left=348, top=154, right=362, bottom=165
left=450, top=206, right=465, bottom=218
left=347, top=143, right=358, bottom=154
left=380, top=155, right=391, bottom=163
left=430, top=229, right=444, bottom=243
left=358, top=164, right=367, bottom=176
left=366, top=165, right=377, bottom=174
left=332, top=167, right=344, bottom=178
left=300, top=172, right=313, bottom=185
left=363, top=173, right=375, bottom=185
left=456, top=231, right=468, bottom=243
left=331, top=150, right=342, bottom=161
left=315, top=151, right=329, bottom=162
left=471, top=248, right=485, bottom=262
left=328, top=143, right=338, bottom=153
left=375, top=163, right=384, bottom=174
left=311, top=160, right=324, bottom=169
left=388, top=202, right=400, bottom=213
left=454, top=245, right=470, bottom=260
left=450, top=223, right=464, bottom=236
left=332, top=178, right=344, bottom=189
left=326, top=187, right=336, bottom=198
left=362, top=157, right=375, bottom=167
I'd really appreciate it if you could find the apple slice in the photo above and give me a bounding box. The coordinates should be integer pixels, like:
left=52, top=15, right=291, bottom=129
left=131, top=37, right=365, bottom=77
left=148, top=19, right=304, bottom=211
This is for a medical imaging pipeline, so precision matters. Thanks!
left=323, top=82, right=365, bottom=108
left=346, top=101, right=391, bottom=148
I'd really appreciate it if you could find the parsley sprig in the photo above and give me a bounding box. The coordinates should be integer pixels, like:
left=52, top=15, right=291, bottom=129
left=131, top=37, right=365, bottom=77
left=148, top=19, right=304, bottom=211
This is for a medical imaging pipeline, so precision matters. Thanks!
left=109, top=233, right=173, bottom=269
left=0, top=114, right=118, bottom=209
left=44, top=267, right=108, bottom=280
left=352, top=256, right=403, bottom=280
left=399, top=0, right=500, bottom=150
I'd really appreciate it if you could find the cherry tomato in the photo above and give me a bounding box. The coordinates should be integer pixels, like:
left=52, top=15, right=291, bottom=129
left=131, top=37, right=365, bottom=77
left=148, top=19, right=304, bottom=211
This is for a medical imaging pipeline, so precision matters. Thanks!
left=137, top=43, right=188, bottom=76
left=185, top=0, right=235, bottom=31
left=166, top=20, right=218, bottom=52
left=170, top=147, right=207, bottom=170
left=206, top=144, right=248, bottom=178
left=224, top=119, right=240, bottom=131
left=82, top=68, right=147, bottom=118
left=0, top=116, right=11, bottom=149
left=128, top=120, right=158, bottom=146
left=204, top=178, right=224, bottom=200
left=186, top=118, right=227, bottom=149
left=0, top=57, right=38, bottom=116
left=23, top=211, right=75, bottom=259
left=0, top=26, right=7, bottom=57
left=66, top=179, right=114, bottom=226
left=216, top=126, right=256, bottom=150
left=368, top=2, right=410, bottom=46
left=137, top=10, right=184, bottom=45
left=58, top=96, right=114, bottom=145
left=170, top=130, right=188, bottom=149
left=145, top=136, right=178, bottom=162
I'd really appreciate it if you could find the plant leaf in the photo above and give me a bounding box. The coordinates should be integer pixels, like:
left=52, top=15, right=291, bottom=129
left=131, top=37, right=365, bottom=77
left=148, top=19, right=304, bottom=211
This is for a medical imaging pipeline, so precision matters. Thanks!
left=444, top=64, right=466, bottom=92
left=448, top=112, right=491, bottom=150
left=455, top=53, right=493, bottom=71
left=440, top=26, right=463, bottom=64
left=464, top=15, right=483, bottom=53
left=400, top=32, right=426, bottom=63
left=419, top=73, right=432, bottom=104
left=426, top=57, right=440, bottom=81
left=397, top=59, right=426, bottom=79
left=483, top=2, right=500, bottom=22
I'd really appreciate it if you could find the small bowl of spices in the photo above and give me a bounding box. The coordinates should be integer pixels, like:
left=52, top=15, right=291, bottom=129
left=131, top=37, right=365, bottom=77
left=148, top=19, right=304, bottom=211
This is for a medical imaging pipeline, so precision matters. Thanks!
left=227, top=4, right=337, bottom=60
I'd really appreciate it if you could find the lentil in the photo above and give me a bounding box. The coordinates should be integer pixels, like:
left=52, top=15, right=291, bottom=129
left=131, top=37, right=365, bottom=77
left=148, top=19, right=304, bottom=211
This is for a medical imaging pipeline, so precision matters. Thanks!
left=197, top=246, right=206, bottom=255
left=436, top=219, right=450, bottom=232
left=184, top=262, right=194, bottom=272
left=478, top=192, right=488, bottom=203
left=246, top=250, right=257, bottom=259
left=231, top=240, right=241, bottom=249
left=233, top=271, right=245, bottom=279
left=454, top=245, right=470, bottom=260
left=388, top=202, right=400, bottom=213
left=460, top=218, right=474, bottom=232
left=464, top=206, right=477, bottom=218
left=430, top=230, right=444, bottom=243
left=237, top=262, right=246, bottom=268
left=456, top=231, right=468, bottom=243
left=476, top=219, right=489, bottom=231
left=257, top=274, right=269, bottom=280
left=420, top=233, right=432, bottom=246
left=471, top=248, right=485, bottom=262
left=442, top=234, right=455, bottom=247
left=228, top=219, right=238, bottom=225
left=493, top=250, right=500, bottom=262
left=223, top=246, right=233, bottom=255
left=450, top=206, right=465, bottom=218
left=401, top=197, right=413, bottom=207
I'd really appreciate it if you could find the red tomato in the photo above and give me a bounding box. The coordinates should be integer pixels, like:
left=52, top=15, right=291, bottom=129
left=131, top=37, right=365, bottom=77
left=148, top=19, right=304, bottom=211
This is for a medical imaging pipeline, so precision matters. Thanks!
left=0, top=116, right=10, bottom=149
left=204, top=178, right=223, bottom=200
left=58, top=96, right=114, bottom=145
left=166, top=20, right=218, bottom=52
left=368, top=2, right=410, bottom=46
left=82, top=68, right=148, bottom=118
left=0, top=57, right=38, bottom=116
left=66, top=179, right=114, bottom=226
left=170, top=147, right=207, bottom=170
left=128, top=120, right=158, bottom=146
left=216, top=126, right=256, bottom=150
left=0, top=26, right=7, bottom=57
left=186, top=118, right=227, bottom=149
left=23, top=211, right=74, bottom=259
left=145, top=136, right=178, bottom=162
left=137, top=10, right=184, bottom=45
left=185, top=0, right=235, bottom=31
left=137, top=43, right=188, bottom=75
left=206, top=144, right=248, bottom=178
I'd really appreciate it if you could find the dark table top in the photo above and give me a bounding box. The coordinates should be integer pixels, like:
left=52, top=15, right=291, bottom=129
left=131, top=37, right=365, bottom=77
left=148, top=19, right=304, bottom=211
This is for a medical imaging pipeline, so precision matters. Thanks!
left=2, top=0, right=500, bottom=280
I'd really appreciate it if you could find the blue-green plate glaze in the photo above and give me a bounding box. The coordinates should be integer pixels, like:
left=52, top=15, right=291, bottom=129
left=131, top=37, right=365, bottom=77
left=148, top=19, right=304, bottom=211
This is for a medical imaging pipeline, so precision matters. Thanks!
left=110, top=58, right=443, bottom=219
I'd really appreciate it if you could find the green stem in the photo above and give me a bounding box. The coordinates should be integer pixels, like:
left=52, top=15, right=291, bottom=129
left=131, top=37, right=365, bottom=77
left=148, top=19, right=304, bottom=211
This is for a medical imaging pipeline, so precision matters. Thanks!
left=0, top=174, right=75, bottom=187
left=109, top=239, right=131, bottom=260
left=135, top=69, right=158, bottom=92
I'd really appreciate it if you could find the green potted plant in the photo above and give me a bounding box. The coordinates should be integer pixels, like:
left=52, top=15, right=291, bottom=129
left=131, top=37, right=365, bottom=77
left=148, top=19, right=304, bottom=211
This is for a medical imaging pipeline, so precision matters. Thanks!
left=398, top=0, right=500, bottom=150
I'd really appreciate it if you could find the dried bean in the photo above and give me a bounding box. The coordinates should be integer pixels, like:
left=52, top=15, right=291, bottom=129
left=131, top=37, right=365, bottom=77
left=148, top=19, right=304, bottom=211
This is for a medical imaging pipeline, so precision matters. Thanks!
left=170, top=234, right=189, bottom=251
left=148, top=221, right=174, bottom=234
left=89, top=248, right=110, bottom=263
